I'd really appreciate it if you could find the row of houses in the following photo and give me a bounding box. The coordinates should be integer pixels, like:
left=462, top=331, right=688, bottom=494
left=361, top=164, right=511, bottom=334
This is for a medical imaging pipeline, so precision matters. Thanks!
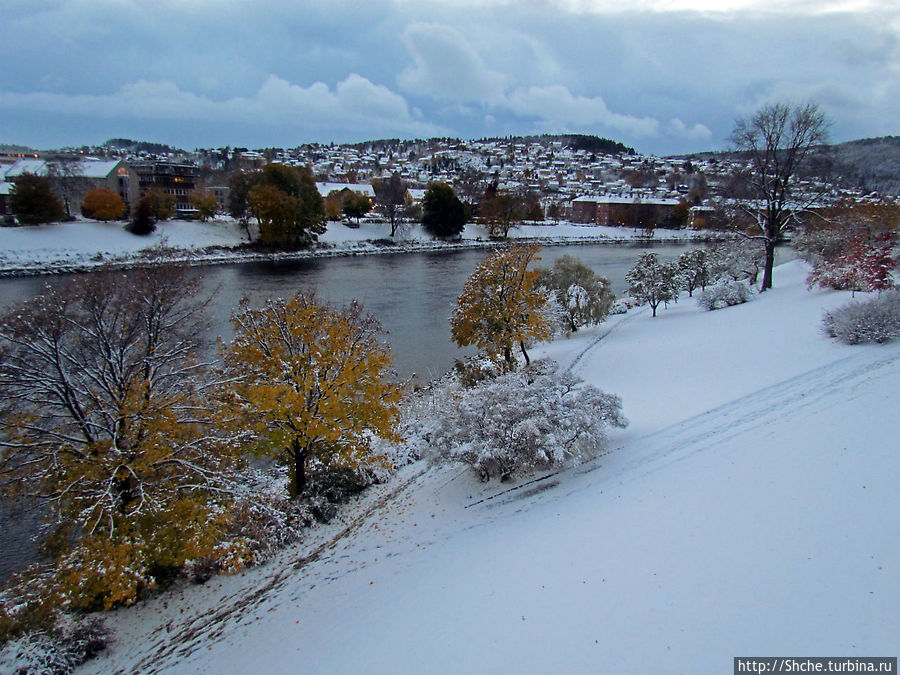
left=1, top=154, right=701, bottom=230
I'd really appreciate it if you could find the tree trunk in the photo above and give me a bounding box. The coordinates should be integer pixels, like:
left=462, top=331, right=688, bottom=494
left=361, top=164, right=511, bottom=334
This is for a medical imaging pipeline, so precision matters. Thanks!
left=290, top=439, right=307, bottom=496
left=519, top=340, right=531, bottom=366
left=760, top=239, right=776, bottom=291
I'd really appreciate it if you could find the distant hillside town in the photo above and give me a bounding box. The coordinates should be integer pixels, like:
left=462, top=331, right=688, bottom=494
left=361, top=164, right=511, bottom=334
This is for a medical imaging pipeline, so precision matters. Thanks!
left=0, top=133, right=894, bottom=229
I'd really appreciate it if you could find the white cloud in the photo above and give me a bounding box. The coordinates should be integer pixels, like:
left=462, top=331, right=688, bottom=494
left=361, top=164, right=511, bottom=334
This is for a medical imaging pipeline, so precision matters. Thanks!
left=502, top=85, right=661, bottom=137
left=0, top=75, right=445, bottom=140
left=395, top=22, right=677, bottom=138
left=666, top=117, right=712, bottom=140
left=429, top=0, right=886, bottom=15
left=397, top=22, right=510, bottom=103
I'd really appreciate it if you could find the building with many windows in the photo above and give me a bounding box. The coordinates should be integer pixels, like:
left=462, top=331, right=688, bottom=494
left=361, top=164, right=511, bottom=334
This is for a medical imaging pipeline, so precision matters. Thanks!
left=132, top=162, right=198, bottom=215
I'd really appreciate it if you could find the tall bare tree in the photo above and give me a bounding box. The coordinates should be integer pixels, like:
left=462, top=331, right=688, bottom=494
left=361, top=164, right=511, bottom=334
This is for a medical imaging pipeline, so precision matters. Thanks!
left=45, top=156, right=82, bottom=219
left=730, top=101, right=830, bottom=290
left=371, top=172, right=409, bottom=237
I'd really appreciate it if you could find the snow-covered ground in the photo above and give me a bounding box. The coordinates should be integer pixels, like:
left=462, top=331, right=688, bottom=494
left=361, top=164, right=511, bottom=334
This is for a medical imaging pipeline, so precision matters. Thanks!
left=0, top=216, right=704, bottom=276
left=70, top=259, right=898, bottom=674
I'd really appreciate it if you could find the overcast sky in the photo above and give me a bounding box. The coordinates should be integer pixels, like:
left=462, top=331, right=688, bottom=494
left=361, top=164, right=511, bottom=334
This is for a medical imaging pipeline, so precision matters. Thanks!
left=1, top=0, right=897, bottom=155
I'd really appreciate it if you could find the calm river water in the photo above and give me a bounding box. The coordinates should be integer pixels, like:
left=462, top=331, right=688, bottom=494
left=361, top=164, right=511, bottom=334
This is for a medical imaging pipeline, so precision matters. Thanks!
left=0, top=241, right=699, bottom=582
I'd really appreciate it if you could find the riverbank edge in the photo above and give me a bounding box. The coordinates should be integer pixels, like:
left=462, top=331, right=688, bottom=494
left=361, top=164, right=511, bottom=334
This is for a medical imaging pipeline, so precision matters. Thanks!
left=0, top=231, right=731, bottom=279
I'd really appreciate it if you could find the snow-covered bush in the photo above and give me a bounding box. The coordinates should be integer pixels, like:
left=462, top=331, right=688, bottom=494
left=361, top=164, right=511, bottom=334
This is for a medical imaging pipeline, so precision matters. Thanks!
left=822, top=290, right=900, bottom=344
left=610, top=300, right=630, bottom=315
left=431, top=359, right=627, bottom=481
left=0, top=613, right=109, bottom=675
left=697, top=280, right=753, bottom=310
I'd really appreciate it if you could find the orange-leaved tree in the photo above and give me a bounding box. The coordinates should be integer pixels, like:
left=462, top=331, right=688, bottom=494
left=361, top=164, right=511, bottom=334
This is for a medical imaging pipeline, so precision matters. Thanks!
left=451, top=243, right=552, bottom=369
left=221, top=292, right=402, bottom=496
left=81, top=186, right=126, bottom=221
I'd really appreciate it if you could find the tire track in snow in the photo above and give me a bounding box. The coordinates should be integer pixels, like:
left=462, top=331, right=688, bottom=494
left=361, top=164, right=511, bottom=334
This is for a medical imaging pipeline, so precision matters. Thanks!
left=565, top=306, right=647, bottom=373
left=122, top=465, right=431, bottom=674
left=581, top=345, right=900, bottom=487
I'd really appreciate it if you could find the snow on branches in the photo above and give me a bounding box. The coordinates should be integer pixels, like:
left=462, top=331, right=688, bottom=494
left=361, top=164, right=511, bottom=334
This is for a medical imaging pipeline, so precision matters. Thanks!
left=0, top=264, right=242, bottom=612
left=806, top=236, right=896, bottom=295
left=430, top=359, right=627, bottom=482
left=625, top=253, right=678, bottom=317
left=823, top=290, right=900, bottom=345
left=221, top=291, right=403, bottom=497
left=536, top=255, right=615, bottom=333
left=451, top=243, right=552, bottom=368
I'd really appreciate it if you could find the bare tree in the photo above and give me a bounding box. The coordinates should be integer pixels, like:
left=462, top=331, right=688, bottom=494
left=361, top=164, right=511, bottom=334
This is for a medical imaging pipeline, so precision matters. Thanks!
left=45, top=156, right=83, bottom=220
left=371, top=172, right=409, bottom=237
left=730, top=101, right=830, bottom=290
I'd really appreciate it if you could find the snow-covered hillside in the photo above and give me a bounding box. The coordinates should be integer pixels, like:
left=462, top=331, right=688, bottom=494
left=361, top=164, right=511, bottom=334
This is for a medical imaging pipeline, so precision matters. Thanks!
left=72, top=260, right=898, bottom=673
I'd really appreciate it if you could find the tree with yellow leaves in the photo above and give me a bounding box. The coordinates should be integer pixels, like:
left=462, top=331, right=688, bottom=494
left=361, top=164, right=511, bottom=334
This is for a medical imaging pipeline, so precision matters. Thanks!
left=222, top=292, right=402, bottom=496
left=451, top=243, right=552, bottom=369
left=0, top=264, right=238, bottom=609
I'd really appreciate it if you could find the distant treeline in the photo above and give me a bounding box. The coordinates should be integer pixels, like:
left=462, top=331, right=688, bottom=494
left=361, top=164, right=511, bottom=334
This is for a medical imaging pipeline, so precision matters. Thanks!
left=343, top=134, right=635, bottom=156
left=103, top=138, right=183, bottom=155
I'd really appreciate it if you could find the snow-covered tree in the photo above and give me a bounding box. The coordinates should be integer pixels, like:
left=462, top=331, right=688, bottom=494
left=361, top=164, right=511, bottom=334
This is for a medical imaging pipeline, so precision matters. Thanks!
left=796, top=200, right=900, bottom=268
left=221, top=292, right=403, bottom=497
left=729, top=101, right=830, bottom=290
left=431, top=360, right=627, bottom=481
left=676, top=248, right=710, bottom=297
left=451, top=243, right=552, bottom=368
left=536, top=255, right=615, bottom=332
left=0, top=265, right=238, bottom=610
left=707, top=238, right=766, bottom=285
left=625, top=253, right=679, bottom=317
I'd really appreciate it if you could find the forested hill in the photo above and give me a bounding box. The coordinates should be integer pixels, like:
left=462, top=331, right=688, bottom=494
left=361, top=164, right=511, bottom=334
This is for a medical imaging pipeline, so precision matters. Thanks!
left=103, top=138, right=185, bottom=155
left=478, top=133, right=636, bottom=155
left=829, top=136, right=900, bottom=196
left=347, top=134, right=636, bottom=156
left=683, top=135, right=900, bottom=196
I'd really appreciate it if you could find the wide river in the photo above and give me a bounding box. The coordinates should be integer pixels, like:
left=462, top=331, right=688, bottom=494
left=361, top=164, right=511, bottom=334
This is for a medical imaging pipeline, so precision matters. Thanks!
left=0, top=240, right=710, bottom=582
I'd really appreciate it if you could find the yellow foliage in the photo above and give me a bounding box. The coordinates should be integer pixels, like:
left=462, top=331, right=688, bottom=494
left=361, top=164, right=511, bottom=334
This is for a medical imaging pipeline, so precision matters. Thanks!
left=450, top=243, right=552, bottom=368
left=222, top=292, right=403, bottom=495
left=54, top=535, right=152, bottom=611
left=213, top=539, right=254, bottom=575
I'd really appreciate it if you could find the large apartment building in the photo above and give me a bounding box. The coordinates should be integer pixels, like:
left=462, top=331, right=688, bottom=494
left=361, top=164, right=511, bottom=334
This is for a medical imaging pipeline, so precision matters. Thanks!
left=132, top=162, right=199, bottom=215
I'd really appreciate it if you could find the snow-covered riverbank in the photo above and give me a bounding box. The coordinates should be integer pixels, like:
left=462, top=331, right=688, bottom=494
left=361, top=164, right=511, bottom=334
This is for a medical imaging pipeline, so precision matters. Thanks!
left=39, top=258, right=895, bottom=674
left=0, top=217, right=713, bottom=277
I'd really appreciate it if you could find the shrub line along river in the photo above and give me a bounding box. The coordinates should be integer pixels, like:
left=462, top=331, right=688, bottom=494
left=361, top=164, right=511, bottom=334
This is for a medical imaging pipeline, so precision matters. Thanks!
left=1, top=239, right=757, bottom=583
